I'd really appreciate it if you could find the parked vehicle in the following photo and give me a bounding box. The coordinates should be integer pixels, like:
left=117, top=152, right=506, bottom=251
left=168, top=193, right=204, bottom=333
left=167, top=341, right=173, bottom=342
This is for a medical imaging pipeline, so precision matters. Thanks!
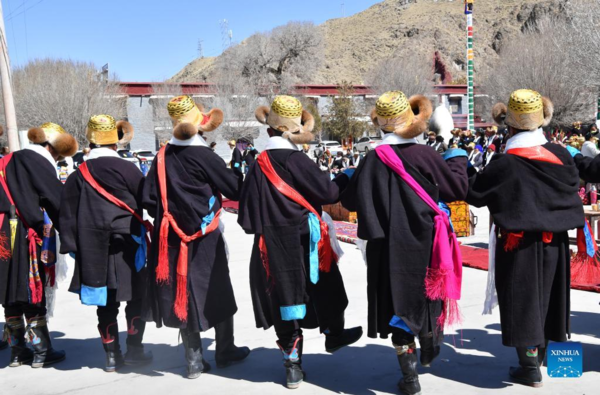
left=355, top=136, right=382, bottom=152
left=321, top=140, right=344, bottom=155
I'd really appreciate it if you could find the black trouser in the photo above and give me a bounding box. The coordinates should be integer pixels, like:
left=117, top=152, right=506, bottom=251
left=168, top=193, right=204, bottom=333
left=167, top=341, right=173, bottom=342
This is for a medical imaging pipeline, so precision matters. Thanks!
left=97, top=290, right=144, bottom=347
left=391, top=327, right=415, bottom=346
left=3, top=302, right=47, bottom=320
left=275, top=313, right=345, bottom=351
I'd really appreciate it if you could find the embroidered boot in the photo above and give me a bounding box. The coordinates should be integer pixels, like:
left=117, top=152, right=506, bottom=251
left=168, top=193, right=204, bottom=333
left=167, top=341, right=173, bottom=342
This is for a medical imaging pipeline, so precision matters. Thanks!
left=395, top=342, right=421, bottom=395
left=180, top=327, right=211, bottom=379
left=324, top=316, right=363, bottom=353
left=124, top=316, right=152, bottom=366
left=27, top=316, right=66, bottom=368
left=98, top=322, right=124, bottom=372
left=277, top=336, right=305, bottom=390
left=509, top=347, right=543, bottom=388
left=418, top=332, right=441, bottom=367
left=4, top=316, right=33, bottom=367
left=214, top=316, right=250, bottom=368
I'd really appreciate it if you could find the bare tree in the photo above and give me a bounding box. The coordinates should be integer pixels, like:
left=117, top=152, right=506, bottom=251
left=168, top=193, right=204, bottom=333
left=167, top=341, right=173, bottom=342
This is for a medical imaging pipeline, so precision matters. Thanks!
left=215, top=21, right=324, bottom=93
left=482, top=17, right=595, bottom=126
left=365, top=53, right=433, bottom=97
left=11, top=59, right=125, bottom=144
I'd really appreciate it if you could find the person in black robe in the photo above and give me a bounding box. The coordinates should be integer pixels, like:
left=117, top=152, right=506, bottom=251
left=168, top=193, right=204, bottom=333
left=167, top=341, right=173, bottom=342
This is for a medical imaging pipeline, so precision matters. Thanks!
left=59, top=116, right=153, bottom=372
left=142, top=96, right=249, bottom=379
left=0, top=123, right=77, bottom=368
left=238, top=96, right=362, bottom=390
left=467, top=90, right=584, bottom=388
left=228, top=140, right=243, bottom=175
left=341, top=91, right=468, bottom=395
left=242, top=143, right=259, bottom=170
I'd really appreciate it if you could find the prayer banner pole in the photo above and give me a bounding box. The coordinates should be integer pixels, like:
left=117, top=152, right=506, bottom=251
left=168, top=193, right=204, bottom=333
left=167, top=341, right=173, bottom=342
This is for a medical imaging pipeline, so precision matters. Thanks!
left=465, top=0, right=475, bottom=131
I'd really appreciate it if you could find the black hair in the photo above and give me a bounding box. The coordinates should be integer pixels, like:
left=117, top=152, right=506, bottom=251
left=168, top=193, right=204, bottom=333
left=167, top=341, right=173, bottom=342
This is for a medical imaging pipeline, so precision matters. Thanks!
left=435, top=135, right=444, bottom=143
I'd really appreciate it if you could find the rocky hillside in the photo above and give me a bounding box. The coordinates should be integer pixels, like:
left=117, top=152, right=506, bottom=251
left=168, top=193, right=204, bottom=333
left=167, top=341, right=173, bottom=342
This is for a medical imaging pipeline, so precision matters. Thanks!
left=171, top=0, right=565, bottom=84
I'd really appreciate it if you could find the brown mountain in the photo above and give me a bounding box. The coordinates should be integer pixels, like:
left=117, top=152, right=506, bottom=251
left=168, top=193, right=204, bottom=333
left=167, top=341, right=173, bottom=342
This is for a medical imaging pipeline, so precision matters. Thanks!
left=170, top=0, right=565, bottom=84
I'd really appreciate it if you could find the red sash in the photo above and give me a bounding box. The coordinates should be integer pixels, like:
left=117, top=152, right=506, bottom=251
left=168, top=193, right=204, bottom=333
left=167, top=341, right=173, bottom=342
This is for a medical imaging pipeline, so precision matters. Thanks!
left=256, top=152, right=336, bottom=282
left=79, top=161, right=153, bottom=246
left=155, top=146, right=222, bottom=322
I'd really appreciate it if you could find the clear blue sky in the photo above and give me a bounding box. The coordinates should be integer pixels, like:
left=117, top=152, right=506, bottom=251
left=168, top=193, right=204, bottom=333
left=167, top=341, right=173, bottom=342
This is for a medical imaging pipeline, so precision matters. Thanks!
left=2, top=0, right=380, bottom=81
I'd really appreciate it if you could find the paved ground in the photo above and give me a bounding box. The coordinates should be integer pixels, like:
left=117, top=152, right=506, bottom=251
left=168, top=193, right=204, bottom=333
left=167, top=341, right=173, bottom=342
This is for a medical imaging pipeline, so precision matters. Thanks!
left=1, top=209, right=599, bottom=395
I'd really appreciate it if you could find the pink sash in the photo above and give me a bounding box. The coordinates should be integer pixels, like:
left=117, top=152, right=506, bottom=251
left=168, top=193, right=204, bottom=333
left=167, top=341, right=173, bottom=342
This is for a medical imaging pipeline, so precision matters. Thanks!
left=375, top=145, right=462, bottom=328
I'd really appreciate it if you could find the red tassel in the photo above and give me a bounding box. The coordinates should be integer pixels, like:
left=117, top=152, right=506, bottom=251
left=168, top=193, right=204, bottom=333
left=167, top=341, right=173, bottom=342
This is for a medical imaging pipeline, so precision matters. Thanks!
left=0, top=232, right=11, bottom=260
left=571, top=252, right=600, bottom=285
left=425, top=267, right=448, bottom=301
left=542, top=232, right=553, bottom=244
left=504, top=232, right=524, bottom=252
left=156, top=216, right=170, bottom=283
left=174, top=241, right=189, bottom=322
left=318, top=221, right=335, bottom=273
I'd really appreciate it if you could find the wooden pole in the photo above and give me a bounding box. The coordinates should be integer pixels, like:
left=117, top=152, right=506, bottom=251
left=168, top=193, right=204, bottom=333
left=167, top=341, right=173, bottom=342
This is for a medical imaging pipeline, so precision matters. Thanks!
left=0, top=2, right=20, bottom=152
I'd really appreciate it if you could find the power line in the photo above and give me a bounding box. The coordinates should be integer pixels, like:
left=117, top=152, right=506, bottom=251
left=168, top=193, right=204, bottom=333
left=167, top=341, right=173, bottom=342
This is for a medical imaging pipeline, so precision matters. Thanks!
left=7, top=0, right=45, bottom=21
left=4, top=0, right=32, bottom=19
left=6, top=0, right=19, bottom=66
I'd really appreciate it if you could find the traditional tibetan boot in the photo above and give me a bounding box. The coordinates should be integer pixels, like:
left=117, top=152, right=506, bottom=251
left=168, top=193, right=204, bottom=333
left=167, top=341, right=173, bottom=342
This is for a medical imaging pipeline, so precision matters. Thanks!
left=214, top=316, right=250, bottom=368
left=4, top=316, right=33, bottom=367
left=98, top=321, right=124, bottom=372
left=509, top=347, right=543, bottom=388
left=324, top=316, right=363, bottom=353
left=277, top=336, right=305, bottom=390
left=27, top=316, right=66, bottom=368
left=124, top=316, right=152, bottom=366
left=418, top=332, right=440, bottom=367
left=180, top=327, right=211, bottom=379
left=395, top=342, right=421, bottom=395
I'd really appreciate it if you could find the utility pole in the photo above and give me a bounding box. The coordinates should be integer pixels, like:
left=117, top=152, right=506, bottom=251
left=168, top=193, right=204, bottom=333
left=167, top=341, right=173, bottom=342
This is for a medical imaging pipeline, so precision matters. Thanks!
left=198, top=39, right=204, bottom=58
left=465, top=0, right=475, bottom=131
left=0, top=2, right=20, bottom=151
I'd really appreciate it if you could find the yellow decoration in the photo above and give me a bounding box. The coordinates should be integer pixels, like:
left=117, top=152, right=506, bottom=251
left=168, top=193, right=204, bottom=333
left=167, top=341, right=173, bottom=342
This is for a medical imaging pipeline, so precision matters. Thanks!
left=87, top=114, right=118, bottom=145
left=167, top=95, right=203, bottom=126
left=508, top=89, right=543, bottom=114
left=41, top=122, right=66, bottom=136
left=376, top=91, right=410, bottom=119
left=271, top=95, right=303, bottom=118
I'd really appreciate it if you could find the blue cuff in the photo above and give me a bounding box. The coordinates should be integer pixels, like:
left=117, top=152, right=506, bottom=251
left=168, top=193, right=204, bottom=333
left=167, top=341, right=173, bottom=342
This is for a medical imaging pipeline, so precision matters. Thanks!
left=566, top=145, right=581, bottom=158
left=280, top=304, right=307, bottom=321
left=80, top=285, right=107, bottom=306
left=234, top=163, right=240, bottom=168
left=342, top=168, right=356, bottom=178
left=389, top=315, right=414, bottom=335
left=443, top=148, right=468, bottom=161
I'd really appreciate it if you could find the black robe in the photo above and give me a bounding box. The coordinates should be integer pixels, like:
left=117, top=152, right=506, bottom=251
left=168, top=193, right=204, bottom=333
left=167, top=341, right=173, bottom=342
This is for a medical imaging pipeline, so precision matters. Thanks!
left=467, top=143, right=584, bottom=347
left=574, top=153, right=600, bottom=182
left=142, top=145, right=243, bottom=332
left=238, top=148, right=349, bottom=332
left=0, top=149, right=63, bottom=306
left=59, top=156, right=146, bottom=303
left=231, top=147, right=243, bottom=174
left=340, top=144, right=468, bottom=342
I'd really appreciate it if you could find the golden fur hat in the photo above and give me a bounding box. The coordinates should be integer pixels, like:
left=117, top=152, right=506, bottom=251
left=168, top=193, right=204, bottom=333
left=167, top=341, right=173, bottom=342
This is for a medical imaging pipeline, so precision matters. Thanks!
left=86, top=115, right=134, bottom=147
left=370, top=91, right=433, bottom=139
left=27, top=122, right=78, bottom=158
left=167, top=95, right=224, bottom=140
left=255, top=95, right=315, bottom=144
left=492, top=89, right=553, bottom=131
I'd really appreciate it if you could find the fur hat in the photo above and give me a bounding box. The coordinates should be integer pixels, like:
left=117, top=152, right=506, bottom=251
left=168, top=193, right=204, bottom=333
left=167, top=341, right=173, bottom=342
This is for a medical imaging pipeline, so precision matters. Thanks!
left=492, top=89, right=553, bottom=131
left=370, top=91, right=433, bottom=139
left=28, top=122, right=78, bottom=158
left=86, top=115, right=134, bottom=147
left=255, top=95, right=315, bottom=144
left=168, top=95, right=224, bottom=140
